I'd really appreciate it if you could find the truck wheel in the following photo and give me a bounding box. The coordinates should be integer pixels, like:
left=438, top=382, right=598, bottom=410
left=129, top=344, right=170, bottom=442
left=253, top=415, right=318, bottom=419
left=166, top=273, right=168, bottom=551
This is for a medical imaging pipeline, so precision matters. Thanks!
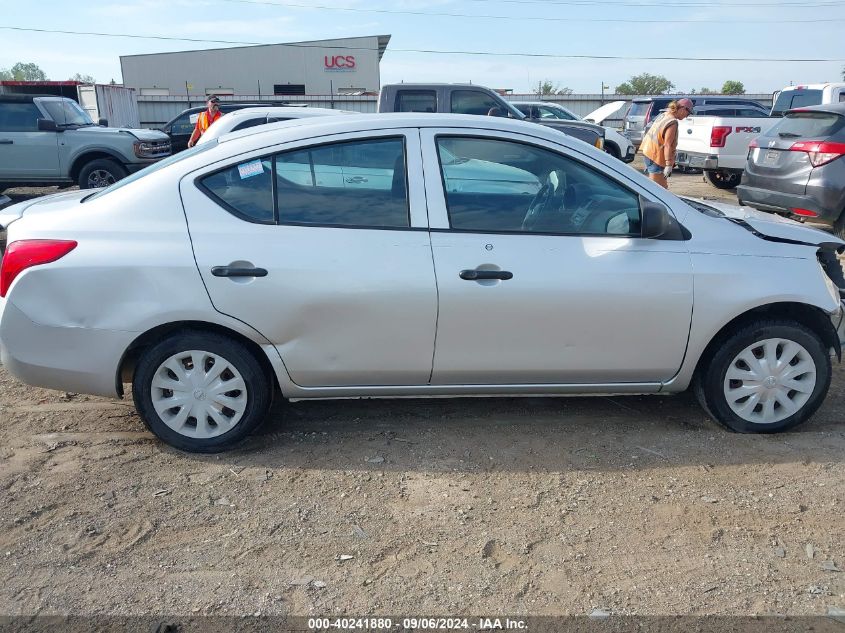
left=706, top=170, right=742, bottom=190
left=78, top=159, right=127, bottom=189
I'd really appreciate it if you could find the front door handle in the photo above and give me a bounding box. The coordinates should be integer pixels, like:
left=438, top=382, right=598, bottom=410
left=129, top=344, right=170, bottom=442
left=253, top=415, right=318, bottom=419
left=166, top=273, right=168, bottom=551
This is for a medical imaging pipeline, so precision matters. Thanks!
left=211, top=266, right=268, bottom=278
left=0, top=140, right=13, bottom=145
left=459, top=269, right=513, bottom=281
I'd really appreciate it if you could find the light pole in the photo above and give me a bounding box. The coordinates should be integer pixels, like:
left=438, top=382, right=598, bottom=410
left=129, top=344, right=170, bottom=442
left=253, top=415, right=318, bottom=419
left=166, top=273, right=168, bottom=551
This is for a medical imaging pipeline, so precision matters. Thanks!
left=601, top=83, right=610, bottom=104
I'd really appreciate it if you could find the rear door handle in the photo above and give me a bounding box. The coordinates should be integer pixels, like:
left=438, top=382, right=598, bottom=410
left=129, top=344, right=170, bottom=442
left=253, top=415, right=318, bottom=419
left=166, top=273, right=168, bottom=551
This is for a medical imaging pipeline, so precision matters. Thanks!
left=211, top=266, right=268, bottom=278
left=459, top=269, right=513, bottom=281
left=0, top=140, right=13, bottom=145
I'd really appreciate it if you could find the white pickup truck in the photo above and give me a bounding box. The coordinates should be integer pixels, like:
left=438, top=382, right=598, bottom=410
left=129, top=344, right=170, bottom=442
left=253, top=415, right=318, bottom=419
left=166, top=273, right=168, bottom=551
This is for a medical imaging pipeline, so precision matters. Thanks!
left=675, top=108, right=776, bottom=189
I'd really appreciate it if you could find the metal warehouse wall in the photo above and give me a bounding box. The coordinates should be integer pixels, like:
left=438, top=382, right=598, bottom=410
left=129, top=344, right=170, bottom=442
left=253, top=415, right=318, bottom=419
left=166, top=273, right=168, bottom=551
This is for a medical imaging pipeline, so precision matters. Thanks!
left=138, top=93, right=775, bottom=129
left=121, top=37, right=384, bottom=99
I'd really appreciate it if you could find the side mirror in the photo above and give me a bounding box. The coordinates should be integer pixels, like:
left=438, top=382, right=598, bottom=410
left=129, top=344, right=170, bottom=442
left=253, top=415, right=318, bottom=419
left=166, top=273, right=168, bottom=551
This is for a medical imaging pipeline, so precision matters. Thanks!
left=37, top=118, right=58, bottom=132
left=98, top=118, right=109, bottom=127
left=641, top=199, right=671, bottom=239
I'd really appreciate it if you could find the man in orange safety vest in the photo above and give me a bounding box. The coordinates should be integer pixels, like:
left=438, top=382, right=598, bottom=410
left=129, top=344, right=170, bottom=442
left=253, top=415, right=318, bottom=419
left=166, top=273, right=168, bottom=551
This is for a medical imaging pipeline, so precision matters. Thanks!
left=187, top=95, right=222, bottom=148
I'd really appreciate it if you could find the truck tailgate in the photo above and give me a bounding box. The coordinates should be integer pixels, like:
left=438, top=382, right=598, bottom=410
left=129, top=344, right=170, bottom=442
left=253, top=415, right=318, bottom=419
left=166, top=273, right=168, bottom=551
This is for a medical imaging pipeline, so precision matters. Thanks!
left=677, top=116, right=777, bottom=171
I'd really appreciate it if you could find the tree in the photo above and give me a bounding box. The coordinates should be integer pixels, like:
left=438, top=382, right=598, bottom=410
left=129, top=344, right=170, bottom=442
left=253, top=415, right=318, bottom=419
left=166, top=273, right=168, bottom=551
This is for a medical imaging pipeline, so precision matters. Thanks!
left=721, top=80, right=745, bottom=95
left=615, top=73, right=674, bottom=95
left=0, top=68, right=11, bottom=80
left=10, top=62, right=47, bottom=81
left=535, top=80, right=573, bottom=96
left=70, top=73, right=96, bottom=83
left=698, top=87, right=717, bottom=95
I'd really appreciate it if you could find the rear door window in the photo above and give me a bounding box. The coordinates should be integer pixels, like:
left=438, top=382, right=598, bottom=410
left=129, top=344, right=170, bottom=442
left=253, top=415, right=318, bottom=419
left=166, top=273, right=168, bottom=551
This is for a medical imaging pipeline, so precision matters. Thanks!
left=772, top=90, right=823, bottom=115
left=396, top=90, right=437, bottom=113
left=169, top=113, right=195, bottom=135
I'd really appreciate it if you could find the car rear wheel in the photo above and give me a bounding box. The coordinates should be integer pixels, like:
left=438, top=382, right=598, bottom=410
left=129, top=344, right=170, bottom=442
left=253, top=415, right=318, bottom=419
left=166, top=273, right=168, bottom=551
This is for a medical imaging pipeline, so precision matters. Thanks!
left=694, top=321, right=830, bottom=433
left=133, top=331, right=272, bottom=452
left=78, top=158, right=127, bottom=189
left=706, top=170, right=742, bottom=190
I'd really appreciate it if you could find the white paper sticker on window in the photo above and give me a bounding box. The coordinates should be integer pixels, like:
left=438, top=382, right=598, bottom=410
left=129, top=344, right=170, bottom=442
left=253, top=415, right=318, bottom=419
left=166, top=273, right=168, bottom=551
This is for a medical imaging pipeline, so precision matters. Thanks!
left=238, top=160, right=264, bottom=180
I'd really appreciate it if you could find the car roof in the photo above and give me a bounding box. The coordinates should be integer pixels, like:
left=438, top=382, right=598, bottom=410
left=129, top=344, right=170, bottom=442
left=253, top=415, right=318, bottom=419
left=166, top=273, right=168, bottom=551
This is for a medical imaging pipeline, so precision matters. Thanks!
left=211, top=113, right=581, bottom=151
left=788, top=102, right=845, bottom=115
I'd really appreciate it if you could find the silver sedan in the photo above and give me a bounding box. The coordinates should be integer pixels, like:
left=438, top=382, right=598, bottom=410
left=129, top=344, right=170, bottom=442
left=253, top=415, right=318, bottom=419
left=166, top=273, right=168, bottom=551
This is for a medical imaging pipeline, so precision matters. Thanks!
left=1, top=114, right=844, bottom=452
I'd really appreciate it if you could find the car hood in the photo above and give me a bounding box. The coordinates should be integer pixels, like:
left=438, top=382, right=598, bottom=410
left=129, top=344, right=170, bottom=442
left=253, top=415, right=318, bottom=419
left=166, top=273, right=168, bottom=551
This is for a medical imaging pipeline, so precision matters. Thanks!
left=685, top=197, right=845, bottom=248
left=0, top=189, right=90, bottom=231
left=584, top=101, right=627, bottom=125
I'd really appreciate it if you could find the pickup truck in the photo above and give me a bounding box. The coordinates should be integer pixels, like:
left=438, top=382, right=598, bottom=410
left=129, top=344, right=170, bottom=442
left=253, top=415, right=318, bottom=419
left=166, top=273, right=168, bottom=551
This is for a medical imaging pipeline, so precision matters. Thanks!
left=0, top=94, right=171, bottom=192
left=377, top=84, right=605, bottom=150
left=675, top=111, right=777, bottom=189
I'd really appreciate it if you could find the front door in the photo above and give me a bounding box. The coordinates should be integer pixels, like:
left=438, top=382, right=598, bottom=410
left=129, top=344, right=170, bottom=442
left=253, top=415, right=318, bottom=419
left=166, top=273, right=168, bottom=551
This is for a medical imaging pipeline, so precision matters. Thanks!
left=181, top=130, right=438, bottom=387
left=420, top=130, right=694, bottom=385
left=0, top=101, right=60, bottom=179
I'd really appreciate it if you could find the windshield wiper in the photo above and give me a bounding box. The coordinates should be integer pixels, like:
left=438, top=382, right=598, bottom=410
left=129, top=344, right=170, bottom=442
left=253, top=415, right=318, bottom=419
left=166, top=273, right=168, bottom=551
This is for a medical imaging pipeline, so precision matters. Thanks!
left=778, top=131, right=801, bottom=138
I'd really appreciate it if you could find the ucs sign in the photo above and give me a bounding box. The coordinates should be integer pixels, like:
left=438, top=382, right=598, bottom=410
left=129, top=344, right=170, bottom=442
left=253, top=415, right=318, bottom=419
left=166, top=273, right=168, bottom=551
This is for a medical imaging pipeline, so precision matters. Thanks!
left=324, top=55, right=356, bottom=71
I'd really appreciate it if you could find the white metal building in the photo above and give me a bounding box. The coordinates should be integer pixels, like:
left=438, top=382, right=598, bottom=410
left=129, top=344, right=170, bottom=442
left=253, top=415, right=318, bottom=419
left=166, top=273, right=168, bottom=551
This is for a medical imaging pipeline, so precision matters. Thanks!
left=120, top=35, right=390, bottom=97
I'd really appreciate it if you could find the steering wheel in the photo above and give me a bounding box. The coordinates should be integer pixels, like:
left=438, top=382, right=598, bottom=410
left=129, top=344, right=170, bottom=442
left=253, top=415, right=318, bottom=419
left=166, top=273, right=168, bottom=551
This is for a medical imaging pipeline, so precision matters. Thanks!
left=521, top=171, right=564, bottom=231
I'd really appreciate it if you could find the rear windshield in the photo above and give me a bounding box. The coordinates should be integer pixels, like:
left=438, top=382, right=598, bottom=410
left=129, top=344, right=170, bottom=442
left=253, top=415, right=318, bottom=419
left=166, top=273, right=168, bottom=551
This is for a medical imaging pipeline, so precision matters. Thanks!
left=628, top=102, right=650, bottom=116
left=771, top=89, right=823, bottom=116
left=774, top=111, right=844, bottom=138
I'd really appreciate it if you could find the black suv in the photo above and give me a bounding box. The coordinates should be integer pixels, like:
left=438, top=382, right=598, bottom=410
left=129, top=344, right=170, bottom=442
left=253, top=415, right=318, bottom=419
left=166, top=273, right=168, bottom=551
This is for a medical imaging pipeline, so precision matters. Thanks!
left=624, top=96, right=766, bottom=146
left=161, top=102, right=297, bottom=152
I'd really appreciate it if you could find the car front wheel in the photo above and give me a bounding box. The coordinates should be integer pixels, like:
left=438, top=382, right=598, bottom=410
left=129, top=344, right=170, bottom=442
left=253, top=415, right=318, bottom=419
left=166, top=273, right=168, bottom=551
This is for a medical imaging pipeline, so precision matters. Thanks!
left=78, top=158, right=127, bottom=189
left=695, top=321, right=831, bottom=433
left=133, top=331, right=272, bottom=452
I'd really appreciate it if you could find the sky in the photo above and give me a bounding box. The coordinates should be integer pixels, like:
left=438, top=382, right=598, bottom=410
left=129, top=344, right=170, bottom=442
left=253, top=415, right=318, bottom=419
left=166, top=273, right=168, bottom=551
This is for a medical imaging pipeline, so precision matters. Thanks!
left=0, top=0, right=843, bottom=95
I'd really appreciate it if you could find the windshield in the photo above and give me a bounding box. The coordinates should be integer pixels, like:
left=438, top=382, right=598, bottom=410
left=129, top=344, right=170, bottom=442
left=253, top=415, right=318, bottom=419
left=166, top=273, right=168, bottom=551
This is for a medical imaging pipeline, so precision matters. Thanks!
left=628, top=102, right=650, bottom=117
left=40, top=99, right=95, bottom=126
left=771, top=89, right=823, bottom=117
left=84, top=141, right=218, bottom=202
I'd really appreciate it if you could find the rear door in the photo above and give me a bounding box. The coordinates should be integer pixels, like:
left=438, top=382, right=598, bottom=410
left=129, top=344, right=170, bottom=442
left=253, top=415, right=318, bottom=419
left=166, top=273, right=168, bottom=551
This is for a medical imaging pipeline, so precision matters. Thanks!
left=0, top=101, right=60, bottom=179
left=181, top=129, right=438, bottom=387
left=745, top=111, right=843, bottom=194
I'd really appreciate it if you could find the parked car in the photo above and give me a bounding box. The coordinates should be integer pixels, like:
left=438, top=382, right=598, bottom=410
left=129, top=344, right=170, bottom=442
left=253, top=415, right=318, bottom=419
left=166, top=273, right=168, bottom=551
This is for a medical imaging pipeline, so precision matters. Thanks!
left=624, top=96, right=767, bottom=147
left=378, top=83, right=605, bottom=150
left=160, top=102, right=302, bottom=152
left=0, top=95, right=171, bottom=191
left=513, top=101, right=635, bottom=162
left=737, top=103, right=845, bottom=237
left=196, top=107, right=350, bottom=145
left=1, top=114, right=844, bottom=452
left=771, top=83, right=845, bottom=117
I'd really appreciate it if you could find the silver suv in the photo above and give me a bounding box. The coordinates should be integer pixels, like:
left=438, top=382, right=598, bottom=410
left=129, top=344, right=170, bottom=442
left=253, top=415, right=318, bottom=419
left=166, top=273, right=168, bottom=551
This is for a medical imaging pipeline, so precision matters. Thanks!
left=0, top=95, right=170, bottom=192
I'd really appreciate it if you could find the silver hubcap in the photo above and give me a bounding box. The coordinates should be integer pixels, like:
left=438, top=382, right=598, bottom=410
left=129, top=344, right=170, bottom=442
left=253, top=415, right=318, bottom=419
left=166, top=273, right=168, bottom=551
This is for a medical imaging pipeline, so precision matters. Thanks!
left=723, top=338, right=816, bottom=424
left=87, top=169, right=116, bottom=188
left=151, top=350, right=248, bottom=439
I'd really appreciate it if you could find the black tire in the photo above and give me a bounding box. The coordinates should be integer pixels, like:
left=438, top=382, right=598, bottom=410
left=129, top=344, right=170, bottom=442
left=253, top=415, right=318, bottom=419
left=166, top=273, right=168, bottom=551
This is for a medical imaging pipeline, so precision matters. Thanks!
left=705, top=170, right=742, bottom=190
left=133, top=331, right=272, bottom=452
left=78, top=158, right=127, bottom=189
left=694, top=320, right=831, bottom=433
left=604, top=142, right=621, bottom=160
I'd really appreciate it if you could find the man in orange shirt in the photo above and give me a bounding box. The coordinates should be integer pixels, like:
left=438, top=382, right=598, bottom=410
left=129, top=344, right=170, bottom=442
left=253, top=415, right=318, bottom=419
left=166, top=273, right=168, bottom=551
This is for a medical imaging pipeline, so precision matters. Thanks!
left=639, top=98, right=693, bottom=189
left=187, top=95, right=222, bottom=148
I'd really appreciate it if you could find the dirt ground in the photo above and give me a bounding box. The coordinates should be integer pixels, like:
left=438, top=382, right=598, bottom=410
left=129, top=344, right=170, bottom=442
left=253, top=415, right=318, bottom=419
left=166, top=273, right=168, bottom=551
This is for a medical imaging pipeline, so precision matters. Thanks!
left=0, top=160, right=843, bottom=620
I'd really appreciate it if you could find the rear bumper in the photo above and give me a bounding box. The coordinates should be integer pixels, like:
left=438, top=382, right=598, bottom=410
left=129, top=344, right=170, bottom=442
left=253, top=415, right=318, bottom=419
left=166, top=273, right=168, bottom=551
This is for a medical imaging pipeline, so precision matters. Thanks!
left=676, top=151, right=719, bottom=170
left=736, top=184, right=840, bottom=224
left=0, top=298, right=133, bottom=398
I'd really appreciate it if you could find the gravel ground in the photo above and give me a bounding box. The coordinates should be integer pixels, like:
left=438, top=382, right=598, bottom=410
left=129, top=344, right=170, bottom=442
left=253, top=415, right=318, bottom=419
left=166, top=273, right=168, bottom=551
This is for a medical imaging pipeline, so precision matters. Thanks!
left=1, top=157, right=842, bottom=621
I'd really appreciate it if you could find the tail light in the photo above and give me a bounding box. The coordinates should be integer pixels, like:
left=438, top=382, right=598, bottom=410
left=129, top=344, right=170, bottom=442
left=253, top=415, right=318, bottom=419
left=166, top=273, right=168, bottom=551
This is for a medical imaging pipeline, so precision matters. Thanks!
left=792, top=208, right=818, bottom=217
left=644, top=103, right=654, bottom=125
left=789, top=140, right=845, bottom=167
left=0, top=240, right=77, bottom=297
left=749, top=138, right=759, bottom=149
left=710, top=126, right=732, bottom=148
